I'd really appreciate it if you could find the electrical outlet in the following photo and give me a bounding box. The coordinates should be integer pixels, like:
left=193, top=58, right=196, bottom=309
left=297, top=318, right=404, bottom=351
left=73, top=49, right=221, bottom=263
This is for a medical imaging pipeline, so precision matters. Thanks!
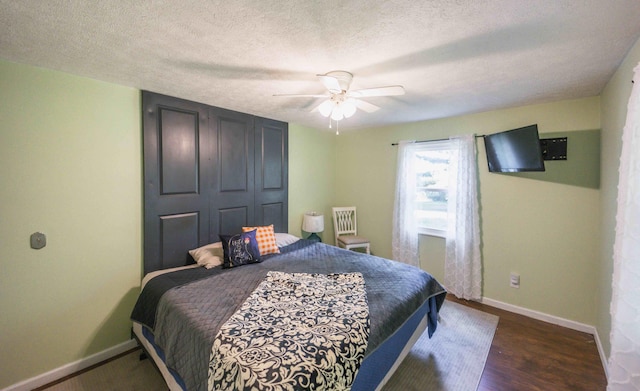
left=510, top=272, right=520, bottom=288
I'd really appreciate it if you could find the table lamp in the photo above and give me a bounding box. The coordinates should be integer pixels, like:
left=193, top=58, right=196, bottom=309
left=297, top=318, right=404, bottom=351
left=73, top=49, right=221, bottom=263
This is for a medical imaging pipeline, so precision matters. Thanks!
left=302, top=212, right=324, bottom=242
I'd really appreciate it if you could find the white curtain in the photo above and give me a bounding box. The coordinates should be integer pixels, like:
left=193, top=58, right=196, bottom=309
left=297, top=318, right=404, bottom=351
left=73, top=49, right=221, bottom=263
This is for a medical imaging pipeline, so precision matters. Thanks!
left=392, top=141, right=420, bottom=267
left=444, top=134, right=482, bottom=300
left=607, top=64, right=640, bottom=391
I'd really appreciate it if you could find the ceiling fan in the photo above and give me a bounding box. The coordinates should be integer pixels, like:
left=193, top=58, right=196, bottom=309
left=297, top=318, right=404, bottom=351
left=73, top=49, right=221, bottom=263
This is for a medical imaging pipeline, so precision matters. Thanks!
left=275, top=70, right=405, bottom=121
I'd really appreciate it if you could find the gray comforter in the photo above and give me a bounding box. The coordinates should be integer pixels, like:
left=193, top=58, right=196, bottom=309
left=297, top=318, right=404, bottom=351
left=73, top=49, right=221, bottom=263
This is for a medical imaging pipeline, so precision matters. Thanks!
left=131, top=240, right=446, bottom=391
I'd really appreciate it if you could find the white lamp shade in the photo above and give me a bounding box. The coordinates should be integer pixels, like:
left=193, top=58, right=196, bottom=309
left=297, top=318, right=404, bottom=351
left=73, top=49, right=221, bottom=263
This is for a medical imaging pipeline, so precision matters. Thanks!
left=302, top=213, right=324, bottom=233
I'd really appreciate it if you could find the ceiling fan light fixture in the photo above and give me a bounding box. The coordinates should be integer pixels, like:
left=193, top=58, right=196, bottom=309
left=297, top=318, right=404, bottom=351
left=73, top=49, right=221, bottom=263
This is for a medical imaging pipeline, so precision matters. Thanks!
left=330, top=106, right=344, bottom=121
left=318, top=100, right=334, bottom=117
left=342, top=99, right=357, bottom=118
left=275, top=70, right=402, bottom=125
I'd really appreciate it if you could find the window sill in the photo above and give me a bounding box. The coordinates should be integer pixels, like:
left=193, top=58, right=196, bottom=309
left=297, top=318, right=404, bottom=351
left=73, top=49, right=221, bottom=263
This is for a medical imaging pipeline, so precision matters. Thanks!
left=418, top=228, right=446, bottom=239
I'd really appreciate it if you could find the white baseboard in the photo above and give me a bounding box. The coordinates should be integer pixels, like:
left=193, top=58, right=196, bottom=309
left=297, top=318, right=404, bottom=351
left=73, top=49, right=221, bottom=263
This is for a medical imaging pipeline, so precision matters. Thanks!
left=592, top=327, right=610, bottom=380
left=2, top=339, right=138, bottom=391
left=481, top=297, right=609, bottom=379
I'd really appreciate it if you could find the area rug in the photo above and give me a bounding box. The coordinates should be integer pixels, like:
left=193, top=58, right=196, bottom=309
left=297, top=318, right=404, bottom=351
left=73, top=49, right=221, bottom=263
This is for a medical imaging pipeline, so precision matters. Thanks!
left=383, top=300, right=499, bottom=391
left=40, top=300, right=497, bottom=391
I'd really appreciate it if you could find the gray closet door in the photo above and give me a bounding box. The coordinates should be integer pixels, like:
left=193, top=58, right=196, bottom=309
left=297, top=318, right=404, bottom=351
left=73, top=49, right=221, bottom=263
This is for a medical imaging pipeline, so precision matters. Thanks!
left=142, top=91, right=288, bottom=274
left=254, top=117, right=288, bottom=233
left=209, top=107, right=255, bottom=240
left=143, top=92, right=211, bottom=273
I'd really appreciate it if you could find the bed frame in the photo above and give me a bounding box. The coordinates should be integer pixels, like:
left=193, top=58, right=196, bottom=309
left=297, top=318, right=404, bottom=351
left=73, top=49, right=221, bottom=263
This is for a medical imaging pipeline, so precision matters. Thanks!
left=133, top=321, right=185, bottom=390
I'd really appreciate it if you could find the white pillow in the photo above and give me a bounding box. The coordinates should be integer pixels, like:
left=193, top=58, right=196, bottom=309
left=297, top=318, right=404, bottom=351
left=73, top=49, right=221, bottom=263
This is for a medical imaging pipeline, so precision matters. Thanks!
left=188, top=242, right=224, bottom=269
left=275, top=233, right=300, bottom=247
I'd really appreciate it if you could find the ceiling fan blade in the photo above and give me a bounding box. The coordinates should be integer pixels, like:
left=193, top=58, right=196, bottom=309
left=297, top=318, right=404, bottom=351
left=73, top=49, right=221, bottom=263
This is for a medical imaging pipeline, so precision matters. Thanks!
left=354, top=99, right=380, bottom=113
left=349, top=85, right=405, bottom=98
left=317, top=75, right=343, bottom=94
left=273, top=93, right=328, bottom=98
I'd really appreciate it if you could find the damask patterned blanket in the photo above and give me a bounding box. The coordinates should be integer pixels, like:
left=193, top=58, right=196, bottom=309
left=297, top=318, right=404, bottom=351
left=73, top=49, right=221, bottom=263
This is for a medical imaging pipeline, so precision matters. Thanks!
left=208, top=271, right=369, bottom=391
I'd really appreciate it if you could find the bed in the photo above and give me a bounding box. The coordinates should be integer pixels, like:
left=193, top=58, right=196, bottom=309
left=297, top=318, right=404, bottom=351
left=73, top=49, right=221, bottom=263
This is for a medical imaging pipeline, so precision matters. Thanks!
left=131, top=234, right=446, bottom=391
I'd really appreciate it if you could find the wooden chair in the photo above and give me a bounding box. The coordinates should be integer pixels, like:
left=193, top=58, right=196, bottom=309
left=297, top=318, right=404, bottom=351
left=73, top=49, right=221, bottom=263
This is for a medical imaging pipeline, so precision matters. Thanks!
left=332, top=206, right=370, bottom=254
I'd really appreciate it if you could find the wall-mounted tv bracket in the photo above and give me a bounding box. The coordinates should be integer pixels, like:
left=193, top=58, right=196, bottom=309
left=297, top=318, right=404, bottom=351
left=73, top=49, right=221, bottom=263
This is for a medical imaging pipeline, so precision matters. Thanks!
left=540, top=137, right=567, bottom=160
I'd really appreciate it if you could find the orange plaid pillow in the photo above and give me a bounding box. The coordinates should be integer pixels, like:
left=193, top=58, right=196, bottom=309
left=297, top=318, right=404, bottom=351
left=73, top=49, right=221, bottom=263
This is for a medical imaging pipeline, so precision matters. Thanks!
left=242, top=224, right=280, bottom=255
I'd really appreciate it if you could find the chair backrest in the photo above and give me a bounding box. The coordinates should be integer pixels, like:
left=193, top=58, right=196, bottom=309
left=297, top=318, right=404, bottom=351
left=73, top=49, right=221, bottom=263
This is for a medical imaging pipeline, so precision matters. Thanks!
left=332, top=207, right=358, bottom=244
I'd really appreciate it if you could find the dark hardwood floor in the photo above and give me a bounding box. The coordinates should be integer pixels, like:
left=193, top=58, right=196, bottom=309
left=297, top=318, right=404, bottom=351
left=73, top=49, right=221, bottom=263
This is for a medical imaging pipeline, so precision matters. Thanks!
left=35, top=295, right=608, bottom=391
left=448, top=295, right=607, bottom=391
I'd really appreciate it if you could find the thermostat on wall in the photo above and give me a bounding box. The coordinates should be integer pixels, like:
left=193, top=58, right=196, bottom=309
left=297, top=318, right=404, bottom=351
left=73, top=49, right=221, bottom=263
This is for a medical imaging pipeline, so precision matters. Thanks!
left=30, top=232, right=46, bottom=249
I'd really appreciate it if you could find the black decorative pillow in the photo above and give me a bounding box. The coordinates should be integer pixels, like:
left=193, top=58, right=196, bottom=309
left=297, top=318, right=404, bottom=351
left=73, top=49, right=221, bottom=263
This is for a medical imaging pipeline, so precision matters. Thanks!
left=219, top=230, right=262, bottom=268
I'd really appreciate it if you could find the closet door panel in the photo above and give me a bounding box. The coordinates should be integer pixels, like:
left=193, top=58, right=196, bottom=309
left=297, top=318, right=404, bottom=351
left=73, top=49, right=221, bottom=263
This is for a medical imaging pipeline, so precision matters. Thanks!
left=260, top=202, right=285, bottom=232
left=159, top=109, right=199, bottom=195
left=209, top=108, right=255, bottom=241
left=219, top=119, right=250, bottom=192
left=143, top=92, right=211, bottom=273
left=159, top=212, right=200, bottom=269
left=216, top=206, right=250, bottom=236
left=254, top=117, right=288, bottom=232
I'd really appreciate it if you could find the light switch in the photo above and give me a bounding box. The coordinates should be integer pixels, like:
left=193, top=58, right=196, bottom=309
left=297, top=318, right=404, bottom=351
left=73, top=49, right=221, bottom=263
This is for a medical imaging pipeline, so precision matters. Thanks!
left=30, top=232, right=46, bottom=249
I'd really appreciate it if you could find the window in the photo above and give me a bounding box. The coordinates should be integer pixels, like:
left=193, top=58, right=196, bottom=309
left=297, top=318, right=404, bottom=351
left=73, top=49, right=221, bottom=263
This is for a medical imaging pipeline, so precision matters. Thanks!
left=393, top=135, right=481, bottom=295
left=414, top=140, right=454, bottom=237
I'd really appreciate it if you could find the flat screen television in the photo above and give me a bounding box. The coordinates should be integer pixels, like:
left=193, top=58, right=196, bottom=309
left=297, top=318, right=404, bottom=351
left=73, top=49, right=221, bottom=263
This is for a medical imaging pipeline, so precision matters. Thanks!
left=483, top=124, right=545, bottom=172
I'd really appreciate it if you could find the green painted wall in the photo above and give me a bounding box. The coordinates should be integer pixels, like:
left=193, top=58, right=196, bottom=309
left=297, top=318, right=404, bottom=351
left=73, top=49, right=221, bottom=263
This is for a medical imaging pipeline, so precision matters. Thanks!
left=508, top=129, right=600, bottom=189
left=597, top=35, right=640, bottom=358
left=2, top=31, right=636, bottom=384
left=0, top=60, right=141, bottom=388
left=288, top=124, right=337, bottom=242
left=335, top=97, right=602, bottom=326
left=0, top=61, right=338, bottom=388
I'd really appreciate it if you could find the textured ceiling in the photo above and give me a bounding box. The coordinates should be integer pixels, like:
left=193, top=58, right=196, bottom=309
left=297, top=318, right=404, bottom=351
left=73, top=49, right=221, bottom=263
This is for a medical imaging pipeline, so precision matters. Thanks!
left=1, top=1, right=640, bottom=131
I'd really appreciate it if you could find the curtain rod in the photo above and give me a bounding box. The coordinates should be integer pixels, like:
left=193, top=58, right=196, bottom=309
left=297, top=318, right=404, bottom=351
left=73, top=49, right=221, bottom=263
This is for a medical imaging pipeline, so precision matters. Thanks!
left=391, top=134, right=485, bottom=146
